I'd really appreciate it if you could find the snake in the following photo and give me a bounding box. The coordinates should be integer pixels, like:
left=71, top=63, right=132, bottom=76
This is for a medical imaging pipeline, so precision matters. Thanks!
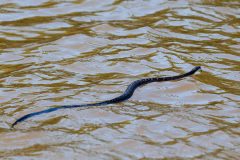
left=12, top=66, right=201, bottom=127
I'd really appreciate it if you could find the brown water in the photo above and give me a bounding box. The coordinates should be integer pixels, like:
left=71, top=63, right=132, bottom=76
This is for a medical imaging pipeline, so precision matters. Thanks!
left=0, top=0, right=239, bottom=159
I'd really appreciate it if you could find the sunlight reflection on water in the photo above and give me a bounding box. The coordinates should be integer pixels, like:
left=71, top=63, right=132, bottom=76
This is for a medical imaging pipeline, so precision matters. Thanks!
left=0, top=0, right=239, bottom=159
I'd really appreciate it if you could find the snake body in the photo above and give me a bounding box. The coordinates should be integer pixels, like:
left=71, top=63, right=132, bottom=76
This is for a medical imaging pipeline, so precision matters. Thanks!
left=12, top=66, right=201, bottom=127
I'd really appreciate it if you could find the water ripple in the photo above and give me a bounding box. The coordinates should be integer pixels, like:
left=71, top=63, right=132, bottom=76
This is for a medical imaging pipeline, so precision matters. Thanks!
left=0, top=0, right=239, bottom=159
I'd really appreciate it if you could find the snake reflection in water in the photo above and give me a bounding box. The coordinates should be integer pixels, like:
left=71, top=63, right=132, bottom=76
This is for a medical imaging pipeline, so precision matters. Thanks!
left=12, top=66, right=201, bottom=128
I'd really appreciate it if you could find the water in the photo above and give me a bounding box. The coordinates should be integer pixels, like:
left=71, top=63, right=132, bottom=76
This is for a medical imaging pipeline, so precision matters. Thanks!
left=0, top=0, right=239, bottom=159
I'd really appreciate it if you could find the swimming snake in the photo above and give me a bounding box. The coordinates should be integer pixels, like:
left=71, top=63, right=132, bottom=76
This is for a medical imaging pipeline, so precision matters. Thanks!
left=12, top=66, right=201, bottom=127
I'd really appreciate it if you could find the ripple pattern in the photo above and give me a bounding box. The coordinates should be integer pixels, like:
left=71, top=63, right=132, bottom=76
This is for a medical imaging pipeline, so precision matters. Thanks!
left=0, top=0, right=239, bottom=159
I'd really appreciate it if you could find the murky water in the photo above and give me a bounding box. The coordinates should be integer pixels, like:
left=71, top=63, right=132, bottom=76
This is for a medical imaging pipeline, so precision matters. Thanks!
left=0, top=0, right=239, bottom=159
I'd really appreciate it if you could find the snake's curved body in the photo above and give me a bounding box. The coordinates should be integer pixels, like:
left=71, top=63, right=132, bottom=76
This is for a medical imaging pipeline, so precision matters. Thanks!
left=12, top=66, right=201, bottom=127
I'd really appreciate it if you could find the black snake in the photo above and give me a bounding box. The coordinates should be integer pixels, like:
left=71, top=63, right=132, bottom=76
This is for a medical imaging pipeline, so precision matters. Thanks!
left=12, top=66, right=201, bottom=127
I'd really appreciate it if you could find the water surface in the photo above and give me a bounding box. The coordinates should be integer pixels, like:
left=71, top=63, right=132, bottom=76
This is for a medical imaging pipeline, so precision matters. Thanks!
left=0, top=0, right=239, bottom=159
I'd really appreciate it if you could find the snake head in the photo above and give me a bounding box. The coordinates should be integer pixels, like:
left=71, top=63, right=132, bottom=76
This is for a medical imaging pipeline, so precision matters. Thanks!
left=191, top=66, right=201, bottom=74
